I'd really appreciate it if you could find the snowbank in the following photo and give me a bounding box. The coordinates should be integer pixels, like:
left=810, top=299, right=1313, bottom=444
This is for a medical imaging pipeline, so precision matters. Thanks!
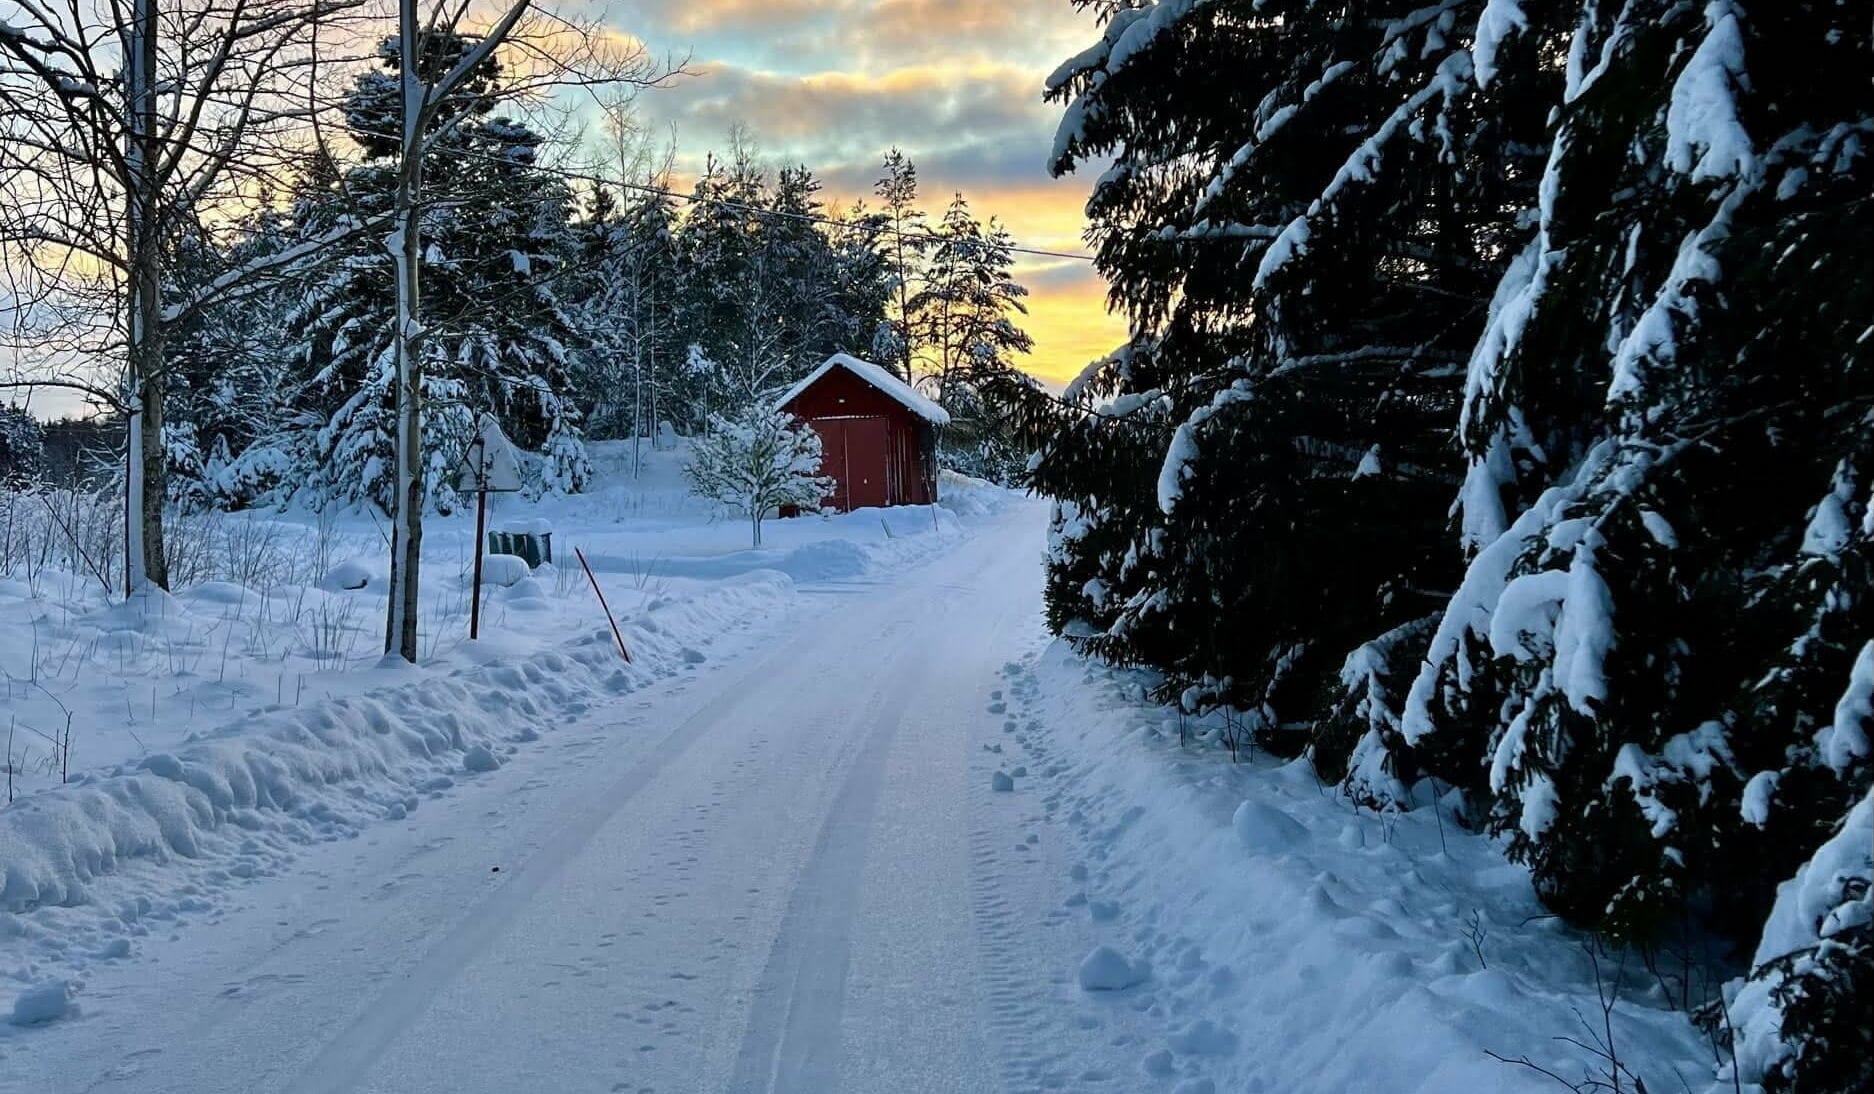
left=984, top=643, right=1718, bottom=1093
left=0, top=572, right=792, bottom=919
left=937, top=469, right=1018, bottom=518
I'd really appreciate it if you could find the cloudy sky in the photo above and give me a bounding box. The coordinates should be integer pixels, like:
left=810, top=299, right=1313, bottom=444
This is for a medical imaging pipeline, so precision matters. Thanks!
left=595, top=0, right=1127, bottom=387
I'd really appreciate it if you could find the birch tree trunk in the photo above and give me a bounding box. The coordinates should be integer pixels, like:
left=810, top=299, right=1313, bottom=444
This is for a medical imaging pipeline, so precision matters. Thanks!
left=385, top=1, right=425, bottom=661
left=124, top=0, right=169, bottom=593
left=631, top=262, right=644, bottom=478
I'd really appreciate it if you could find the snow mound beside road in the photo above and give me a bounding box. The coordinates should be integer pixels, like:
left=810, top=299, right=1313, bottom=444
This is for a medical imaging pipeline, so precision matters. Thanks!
left=8, top=980, right=76, bottom=1026
left=1078, top=945, right=1148, bottom=991
left=986, top=645, right=1719, bottom=1094
left=0, top=572, right=790, bottom=991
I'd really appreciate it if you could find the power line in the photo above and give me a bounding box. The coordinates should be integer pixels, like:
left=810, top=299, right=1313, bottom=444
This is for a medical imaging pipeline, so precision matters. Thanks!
left=544, top=156, right=1100, bottom=263
left=333, top=121, right=1101, bottom=264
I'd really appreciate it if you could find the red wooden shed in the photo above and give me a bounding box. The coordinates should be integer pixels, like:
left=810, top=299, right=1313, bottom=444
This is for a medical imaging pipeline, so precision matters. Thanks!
left=776, top=353, right=948, bottom=511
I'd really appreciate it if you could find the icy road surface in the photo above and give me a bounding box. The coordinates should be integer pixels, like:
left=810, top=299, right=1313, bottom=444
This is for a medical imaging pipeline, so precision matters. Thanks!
left=8, top=503, right=1078, bottom=1093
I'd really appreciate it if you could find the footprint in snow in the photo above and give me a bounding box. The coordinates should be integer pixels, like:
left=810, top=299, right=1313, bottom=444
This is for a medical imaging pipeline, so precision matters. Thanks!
left=1166, top=1018, right=1238, bottom=1057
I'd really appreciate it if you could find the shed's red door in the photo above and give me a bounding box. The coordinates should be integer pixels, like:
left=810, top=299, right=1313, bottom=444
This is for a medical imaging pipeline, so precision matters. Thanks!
left=810, top=420, right=848, bottom=509
left=843, top=417, right=890, bottom=509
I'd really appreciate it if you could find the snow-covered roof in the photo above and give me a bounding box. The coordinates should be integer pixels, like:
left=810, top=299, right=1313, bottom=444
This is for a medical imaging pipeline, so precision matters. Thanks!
left=776, top=353, right=950, bottom=426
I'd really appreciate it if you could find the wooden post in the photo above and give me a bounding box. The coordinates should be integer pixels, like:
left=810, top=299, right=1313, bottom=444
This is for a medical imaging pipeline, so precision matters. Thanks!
left=469, top=481, right=488, bottom=639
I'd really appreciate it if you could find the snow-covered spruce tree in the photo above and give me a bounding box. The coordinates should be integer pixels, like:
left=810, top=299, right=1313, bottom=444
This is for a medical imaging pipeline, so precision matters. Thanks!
left=909, top=193, right=1034, bottom=484
left=1034, top=1, right=1565, bottom=773
left=823, top=200, right=896, bottom=379
left=674, top=152, right=772, bottom=423
left=162, top=208, right=301, bottom=509
left=0, top=406, right=45, bottom=487
left=683, top=405, right=832, bottom=547
left=873, top=148, right=927, bottom=385
left=569, top=182, right=684, bottom=446
left=1366, top=1, right=1874, bottom=963
left=1726, top=786, right=1872, bottom=1094
left=765, top=166, right=851, bottom=374
left=283, top=33, right=588, bottom=512
left=672, top=152, right=880, bottom=422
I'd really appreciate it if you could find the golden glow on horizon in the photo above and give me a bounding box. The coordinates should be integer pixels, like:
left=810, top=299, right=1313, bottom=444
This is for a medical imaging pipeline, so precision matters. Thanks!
left=1021, top=282, right=1127, bottom=387
left=617, top=0, right=1125, bottom=389
left=801, top=180, right=1120, bottom=386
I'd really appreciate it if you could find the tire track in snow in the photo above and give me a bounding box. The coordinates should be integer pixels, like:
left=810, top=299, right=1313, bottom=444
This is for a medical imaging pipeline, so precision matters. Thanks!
left=723, top=603, right=945, bottom=1092
left=280, top=631, right=830, bottom=1094
left=726, top=525, right=1036, bottom=1093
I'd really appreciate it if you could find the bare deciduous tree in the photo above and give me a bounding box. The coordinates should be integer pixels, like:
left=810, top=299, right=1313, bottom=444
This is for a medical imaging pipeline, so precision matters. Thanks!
left=369, top=0, right=676, bottom=661
left=0, top=0, right=368, bottom=593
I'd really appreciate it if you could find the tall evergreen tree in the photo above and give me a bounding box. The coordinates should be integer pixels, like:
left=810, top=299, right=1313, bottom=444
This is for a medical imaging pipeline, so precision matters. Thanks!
left=0, top=405, right=45, bottom=487
left=766, top=165, right=840, bottom=371
left=1031, top=1, right=1563, bottom=771
left=1372, top=0, right=1873, bottom=951
left=874, top=148, right=926, bottom=383
left=283, top=32, right=588, bottom=511
left=676, top=151, right=772, bottom=418
left=163, top=204, right=299, bottom=508
left=674, top=151, right=888, bottom=418
left=570, top=181, right=683, bottom=453
left=908, top=193, right=1034, bottom=482
left=1029, top=1, right=1872, bottom=1085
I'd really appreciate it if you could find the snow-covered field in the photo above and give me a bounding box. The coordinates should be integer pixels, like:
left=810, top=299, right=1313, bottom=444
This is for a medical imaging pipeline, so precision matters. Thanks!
left=0, top=443, right=978, bottom=793
left=0, top=445, right=1720, bottom=1092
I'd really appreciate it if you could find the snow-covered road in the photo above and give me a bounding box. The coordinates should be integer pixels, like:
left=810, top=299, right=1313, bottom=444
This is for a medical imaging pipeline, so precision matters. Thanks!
left=6, top=494, right=1720, bottom=1094
left=7, top=502, right=1057, bottom=1093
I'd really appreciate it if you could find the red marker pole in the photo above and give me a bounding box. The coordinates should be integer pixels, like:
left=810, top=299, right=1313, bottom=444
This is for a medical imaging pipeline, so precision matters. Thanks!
left=576, top=546, right=630, bottom=662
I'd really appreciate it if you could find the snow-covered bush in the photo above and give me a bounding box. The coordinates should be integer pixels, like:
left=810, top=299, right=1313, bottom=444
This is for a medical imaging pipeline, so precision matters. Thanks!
left=683, top=405, right=831, bottom=546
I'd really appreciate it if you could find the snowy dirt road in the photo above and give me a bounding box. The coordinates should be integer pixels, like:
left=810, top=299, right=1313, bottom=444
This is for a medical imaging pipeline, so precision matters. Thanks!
left=3, top=502, right=1095, bottom=1094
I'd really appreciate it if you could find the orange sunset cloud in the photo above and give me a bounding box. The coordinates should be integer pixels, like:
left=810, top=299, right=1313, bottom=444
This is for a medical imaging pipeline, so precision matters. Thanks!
left=597, top=0, right=1127, bottom=386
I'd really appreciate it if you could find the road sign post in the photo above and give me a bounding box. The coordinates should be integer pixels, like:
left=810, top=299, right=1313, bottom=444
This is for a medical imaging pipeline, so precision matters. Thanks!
left=455, top=414, right=524, bottom=640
